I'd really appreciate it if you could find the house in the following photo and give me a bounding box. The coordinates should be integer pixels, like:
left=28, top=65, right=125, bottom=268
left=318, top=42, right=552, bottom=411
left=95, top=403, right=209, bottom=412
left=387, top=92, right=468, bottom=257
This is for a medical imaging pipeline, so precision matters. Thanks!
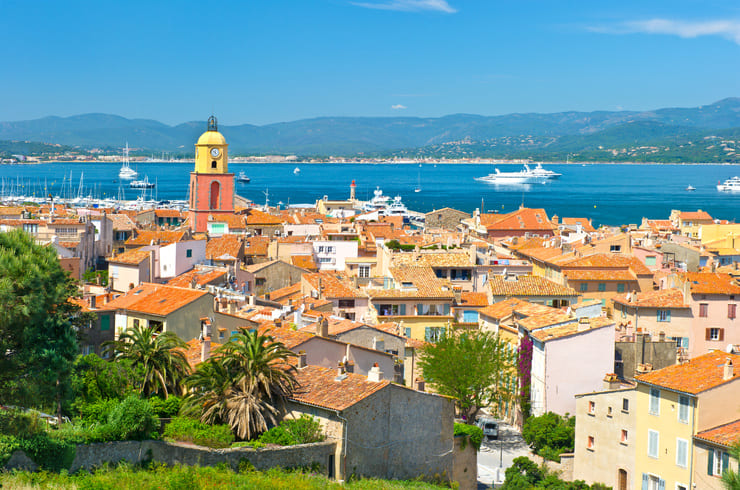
left=670, top=209, right=713, bottom=238
left=206, top=234, right=244, bottom=268
left=424, top=207, right=471, bottom=232
left=240, top=208, right=284, bottom=236
left=612, top=289, right=692, bottom=352
left=301, top=271, right=370, bottom=321
left=486, top=273, right=578, bottom=308
left=633, top=351, right=740, bottom=490
left=693, top=419, right=740, bottom=489
left=461, top=207, right=556, bottom=239
left=453, top=291, right=489, bottom=324
left=312, top=239, right=359, bottom=271
left=665, top=272, right=740, bottom=357
left=242, top=260, right=307, bottom=298
left=385, top=248, right=478, bottom=292
left=107, top=248, right=153, bottom=291
left=244, top=235, right=270, bottom=264
left=109, top=213, right=137, bottom=254
left=573, top=375, right=636, bottom=490
left=207, top=213, right=246, bottom=236
left=286, top=363, right=455, bottom=481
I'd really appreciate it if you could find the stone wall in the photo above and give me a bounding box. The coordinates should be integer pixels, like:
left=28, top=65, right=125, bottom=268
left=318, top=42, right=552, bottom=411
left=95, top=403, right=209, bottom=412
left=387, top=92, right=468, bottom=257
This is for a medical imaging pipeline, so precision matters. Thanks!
left=451, top=435, right=477, bottom=490
left=6, top=440, right=337, bottom=475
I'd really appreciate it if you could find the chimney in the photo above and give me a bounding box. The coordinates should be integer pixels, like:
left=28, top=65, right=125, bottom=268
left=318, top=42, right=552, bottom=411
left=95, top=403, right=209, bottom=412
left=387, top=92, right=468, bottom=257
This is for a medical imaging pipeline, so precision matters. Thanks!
left=724, top=357, right=734, bottom=380
left=415, top=377, right=425, bottom=392
left=275, top=318, right=282, bottom=329
left=227, top=300, right=236, bottom=315
left=317, top=316, right=329, bottom=337
left=337, top=362, right=345, bottom=376
left=551, top=214, right=559, bottom=226
left=103, top=294, right=109, bottom=305
left=298, top=350, right=307, bottom=369
left=90, top=295, right=96, bottom=309
left=201, top=337, right=211, bottom=362
left=368, top=362, right=383, bottom=382
left=372, top=336, right=385, bottom=352
left=577, top=317, right=591, bottom=332
left=658, top=331, right=666, bottom=342
left=344, top=361, right=354, bottom=373
left=603, top=373, right=621, bottom=390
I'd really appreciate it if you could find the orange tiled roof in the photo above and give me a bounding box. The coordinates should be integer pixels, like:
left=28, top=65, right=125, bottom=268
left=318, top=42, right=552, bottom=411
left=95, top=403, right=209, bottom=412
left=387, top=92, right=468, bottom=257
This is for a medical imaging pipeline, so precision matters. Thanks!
left=528, top=317, right=613, bottom=341
left=291, top=255, right=317, bottom=270
left=108, top=248, right=150, bottom=265
left=367, top=266, right=455, bottom=299
left=108, top=214, right=137, bottom=231
left=695, top=419, right=740, bottom=449
left=101, top=283, right=209, bottom=316
left=564, top=269, right=636, bottom=281
left=479, top=298, right=555, bottom=321
left=392, top=251, right=473, bottom=268
left=266, top=283, right=302, bottom=303
left=206, top=234, right=243, bottom=261
left=304, top=271, right=365, bottom=299
left=290, top=364, right=389, bottom=411
left=258, top=325, right=314, bottom=350
left=154, top=209, right=183, bottom=218
left=167, top=268, right=227, bottom=288
left=679, top=272, right=740, bottom=295
left=244, top=209, right=284, bottom=225
left=636, top=351, right=740, bottom=394
left=555, top=253, right=652, bottom=276
left=488, top=275, right=577, bottom=297
left=57, top=241, right=81, bottom=249
left=244, top=236, right=270, bottom=256
left=612, top=288, right=689, bottom=308
left=210, top=213, right=246, bottom=230
left=126, top=230, right=187, bottom=246
left=0, top=206, right=25, bottom=217
left=459, top=292, right=488, bottom=307
left=181, top=338, right=222, bottom=368
left=680, top=210, right=712, bottom=221
left=480, top=208, right=554, bottom=232
left=561, top=218, right=596, bottom=233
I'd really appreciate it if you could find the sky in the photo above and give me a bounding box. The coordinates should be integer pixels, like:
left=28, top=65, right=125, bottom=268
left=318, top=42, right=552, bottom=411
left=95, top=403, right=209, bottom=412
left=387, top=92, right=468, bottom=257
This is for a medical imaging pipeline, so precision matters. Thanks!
left=1, top=0, right=739, bottom=125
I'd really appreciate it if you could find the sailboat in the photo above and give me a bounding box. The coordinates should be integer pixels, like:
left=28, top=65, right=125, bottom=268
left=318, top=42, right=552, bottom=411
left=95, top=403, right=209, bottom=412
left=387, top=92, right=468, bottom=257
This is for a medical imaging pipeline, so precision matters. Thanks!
left=119, top=143, right=138, bottom=180
left=414, top=169, right=421, bottom=193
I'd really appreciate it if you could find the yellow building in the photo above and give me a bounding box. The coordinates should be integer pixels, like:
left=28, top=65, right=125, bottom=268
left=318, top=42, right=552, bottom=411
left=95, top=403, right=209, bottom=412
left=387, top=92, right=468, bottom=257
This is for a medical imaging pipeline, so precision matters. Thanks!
left=634, top=351, right=740, bottom=490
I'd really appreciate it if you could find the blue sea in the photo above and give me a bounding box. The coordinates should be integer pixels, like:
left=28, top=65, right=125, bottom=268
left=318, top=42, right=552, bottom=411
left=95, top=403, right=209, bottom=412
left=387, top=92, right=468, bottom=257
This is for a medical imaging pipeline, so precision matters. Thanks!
left=2, top=162, right=740, bottom=227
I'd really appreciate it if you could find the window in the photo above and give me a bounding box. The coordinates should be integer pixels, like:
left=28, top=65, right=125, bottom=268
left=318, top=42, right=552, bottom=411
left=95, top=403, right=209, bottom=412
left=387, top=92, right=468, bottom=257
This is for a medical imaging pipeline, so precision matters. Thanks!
left=649, top=388, right=660, bottom=415
left=358, top=265, right=370, bottom=278
left=598, top=283, right=606, bottom=292
left=588, top=401, right=596, bottom=415
left=676, top=438, right=688, bottom=468
left=678, top=395, right=690, bottom=423
left=699, top=303, right=709, bottom=317
left=617, top=283, right=625, bottom=293
left=133, top=319, right=140, bottom=329
left=621, top=429, right=628, bottom=444
left=425, top=326, right=444, bottom=342
left=709, top=449, right=730, bottom=476
left=648, top=430, right=659, bottom=458
left=211, top=160, right=217, bottom=168
left=404, top=327, right=411, bottom=338
left=22, top=223, right=38, bottom=235
left=645, top=256, right=657, bottom=266
left=319, top=257, right=332, bottom=263
left=729, top=304, right=737, bottom=319
left=378, top=304, right=405, bottom=316
left=587, top=436, right=595, bottom=450
left=677, top=485, right=688, bottom=490
left=707, top=328, right=724, bottom=341
left=622, top=398, right=629, bottom=412
left=610, top=245, right=621, bottom=252
left=463, top=310, right=479, bottom=323
left=338, top=299, right=355, bottom=308
left=318, top=246, right=325, bottom=253
left=186, top=249, right=192, bottom=258
left=607, top=406, right=613, bottom=417
left=657, top=309, right=671, bottom=322
left=580, top=283, right=588, bottom=292
left=255, top=278, right=266, bottom=286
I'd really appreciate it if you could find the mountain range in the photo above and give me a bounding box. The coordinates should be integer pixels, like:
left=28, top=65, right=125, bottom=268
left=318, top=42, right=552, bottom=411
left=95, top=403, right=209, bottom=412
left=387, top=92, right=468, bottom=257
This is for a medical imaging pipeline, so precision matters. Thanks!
left=1, top=98, right=739, bottom=160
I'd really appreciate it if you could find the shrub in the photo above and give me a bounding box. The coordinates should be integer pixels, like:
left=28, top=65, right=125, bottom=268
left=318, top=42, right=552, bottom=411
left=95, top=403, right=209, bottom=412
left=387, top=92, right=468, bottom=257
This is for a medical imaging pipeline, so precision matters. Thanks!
left=19, top=434, right=76, bottom=472
left=522, top=411, right=575, bottom=461
left=454, top=422, right=483, bottom=451
left=149, top=396, right=182, bottom=418
left=258, top=425, right=296, bottom=446
left=106, top=395, right=159, bottom=441
left=0, top=409, right=45, bottom=438
left=0, top=434, right=21, bottom=467
left=75, top=398, right=118, bottom=424
left=281, top=415, right=325, bottom=444
left=164, top=417, right=235, bottom=448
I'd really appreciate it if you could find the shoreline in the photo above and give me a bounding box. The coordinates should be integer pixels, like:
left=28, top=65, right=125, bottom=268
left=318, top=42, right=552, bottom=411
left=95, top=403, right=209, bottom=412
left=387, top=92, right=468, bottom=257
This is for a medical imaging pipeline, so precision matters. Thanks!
left=2, top=160, right=739, bottom=166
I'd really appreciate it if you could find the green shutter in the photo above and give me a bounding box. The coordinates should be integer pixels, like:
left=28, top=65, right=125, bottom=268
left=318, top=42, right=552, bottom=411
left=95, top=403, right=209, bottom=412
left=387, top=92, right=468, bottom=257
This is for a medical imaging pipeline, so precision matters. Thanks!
left=666, top=310, right=671, bottom=322
left=657, top=311, right=661, bottom=322
left=417, top=303, right=423, bottom=315
left=708, top=448, right=714, bottom=475
left=399, top=304, right=406, bottom=315
left=405, top=327, right=411, bottom=338
left=443, top=304, right=450, bottom=316
left=100, top=315, right=110, bottom=331
left=723, top=451, right=730, bottom=473
left=425, top=327, right=431, bottom=341
left=440, top=327, right=446, bottom=339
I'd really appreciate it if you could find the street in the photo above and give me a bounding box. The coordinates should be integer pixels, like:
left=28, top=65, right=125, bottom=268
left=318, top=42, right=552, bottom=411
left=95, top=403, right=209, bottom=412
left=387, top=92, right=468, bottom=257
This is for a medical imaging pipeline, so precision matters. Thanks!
left=477, top=422, right=531, bottom=489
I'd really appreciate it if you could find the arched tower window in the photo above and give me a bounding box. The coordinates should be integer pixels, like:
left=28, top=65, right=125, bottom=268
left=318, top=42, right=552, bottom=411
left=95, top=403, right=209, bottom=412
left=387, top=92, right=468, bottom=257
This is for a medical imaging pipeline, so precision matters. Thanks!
left=210, top=181, right=220, bottom=209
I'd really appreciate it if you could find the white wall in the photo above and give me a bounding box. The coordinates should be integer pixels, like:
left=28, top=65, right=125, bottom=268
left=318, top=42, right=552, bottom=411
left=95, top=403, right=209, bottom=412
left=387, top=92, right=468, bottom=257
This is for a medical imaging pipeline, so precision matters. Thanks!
left=159, top=240, right=206, bottom=278
left=312, top=240, right=358, bottom=271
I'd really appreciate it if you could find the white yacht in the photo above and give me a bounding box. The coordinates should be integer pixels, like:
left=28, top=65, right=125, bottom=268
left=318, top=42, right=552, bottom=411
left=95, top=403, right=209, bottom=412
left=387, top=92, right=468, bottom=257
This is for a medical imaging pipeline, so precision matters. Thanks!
left=717, top=177, right=740, bottom=192
left=130, top=176, right=155, bottom=189
left=475, top=164, right=547, bottom=185
left=529, top=162, right=562, bottom=179
left=361, top=187, right=393, bottom=212
left=118, top=143, right=138, bottom=180
left=293, top=167, right=301, bottom=175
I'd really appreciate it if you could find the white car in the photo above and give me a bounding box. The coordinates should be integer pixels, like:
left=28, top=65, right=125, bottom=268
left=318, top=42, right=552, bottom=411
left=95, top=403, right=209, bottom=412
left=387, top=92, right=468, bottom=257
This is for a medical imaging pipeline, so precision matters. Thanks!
left=476, top=417, right=499, bottom=440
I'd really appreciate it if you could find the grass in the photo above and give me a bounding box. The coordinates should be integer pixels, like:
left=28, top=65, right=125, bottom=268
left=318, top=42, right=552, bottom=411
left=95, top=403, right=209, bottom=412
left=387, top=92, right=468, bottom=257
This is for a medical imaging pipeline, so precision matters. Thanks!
left=0, top=464, right=448, bottom=489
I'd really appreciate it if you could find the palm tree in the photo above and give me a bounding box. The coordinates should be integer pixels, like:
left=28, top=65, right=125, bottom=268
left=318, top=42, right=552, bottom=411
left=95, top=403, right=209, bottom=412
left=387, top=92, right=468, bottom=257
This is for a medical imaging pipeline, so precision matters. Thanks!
left=104, top=324, right=190, bottom=399
left=184, top=328, right=297, bottom=440
left=722, top=444, right=740, bottom=490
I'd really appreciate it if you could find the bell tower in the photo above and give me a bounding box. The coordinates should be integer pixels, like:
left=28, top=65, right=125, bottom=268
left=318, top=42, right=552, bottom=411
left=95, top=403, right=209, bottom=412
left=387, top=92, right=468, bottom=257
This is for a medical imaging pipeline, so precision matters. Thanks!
left=188, top=116, right=235, bottom=233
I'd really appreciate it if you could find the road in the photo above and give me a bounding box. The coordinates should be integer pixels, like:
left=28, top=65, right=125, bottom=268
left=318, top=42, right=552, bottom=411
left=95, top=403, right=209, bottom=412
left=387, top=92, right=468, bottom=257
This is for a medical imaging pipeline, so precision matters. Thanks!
left=477, top=422, right=531, bottom=489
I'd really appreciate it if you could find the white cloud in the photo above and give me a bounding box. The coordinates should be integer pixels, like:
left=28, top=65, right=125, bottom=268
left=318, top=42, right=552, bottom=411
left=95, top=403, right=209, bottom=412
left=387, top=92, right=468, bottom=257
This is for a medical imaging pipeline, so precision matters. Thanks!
left=351, top=0, right=456, bottom=14
left=590, top=19, right=740, bottom=45
left=391, top=104, right=407, bottom=110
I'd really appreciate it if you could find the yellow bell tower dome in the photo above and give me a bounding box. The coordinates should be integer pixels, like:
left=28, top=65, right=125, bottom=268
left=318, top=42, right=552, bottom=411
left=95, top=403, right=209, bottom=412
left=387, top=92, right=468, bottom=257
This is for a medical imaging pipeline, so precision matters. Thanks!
left=194, top=115, right=229, bottom=174
left=188, top=116, right=235, bottom=233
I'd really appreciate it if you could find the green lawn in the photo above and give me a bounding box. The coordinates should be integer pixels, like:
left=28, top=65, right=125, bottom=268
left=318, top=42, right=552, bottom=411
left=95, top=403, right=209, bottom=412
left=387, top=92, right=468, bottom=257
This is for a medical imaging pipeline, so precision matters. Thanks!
left=0, top=464, right=449, bottom=489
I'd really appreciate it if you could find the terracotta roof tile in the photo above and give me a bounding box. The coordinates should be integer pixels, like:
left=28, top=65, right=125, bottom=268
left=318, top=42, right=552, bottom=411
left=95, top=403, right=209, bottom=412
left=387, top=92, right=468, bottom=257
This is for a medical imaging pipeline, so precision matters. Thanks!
left=528, top=317, right=613, bottom=342
left=392, top=251, right=473, bottom=268
left=101, top=283, right=209, bottom=316
left=612, top=288, right=689, bottom=308
left=367, top=266, right=455, bottom=299
left=637, top=351, right=740, bottom=394
left=181, top=338, right=222, bottom=368
left=680, top=210, right=713, bottom=221
left=304, top=271, right=365, bottom=299
left=480, top=208, right=555, bottom=232
left=479, top=298, right=555, bottom=320
left=108, top=213, right=137, bottom=231
left=243, top=209, right=284, bottom=225
left=167, top=268, right=227, bottom=288
left=488, top=275, right=577, bottom=297
left=561, top=218, right=596, bottom=233
left=291, top=255, right=317, bottom=270
left=210, top=213, right=246, bottom=230
left=564, top=270, right=636, bottom=281
left=459, top=292, right=489, bottom=307
left=154, top=209, right=184, bottom=218
left=258, top=325, right=314, bottom=349
left=290, top=364, right=389, bottom=411
left=108, top=248, right=150, bottom=265
left=126, top=230, right=187, bottom=246
left=266, top=283, right=302, bottom=303
left=244, top=236, right=270, bottom=256
left=678, top=272, right=740, bottom=295
left=695, top=419, right=740, bottom=449
left=206, top=234, right=243, bottom=261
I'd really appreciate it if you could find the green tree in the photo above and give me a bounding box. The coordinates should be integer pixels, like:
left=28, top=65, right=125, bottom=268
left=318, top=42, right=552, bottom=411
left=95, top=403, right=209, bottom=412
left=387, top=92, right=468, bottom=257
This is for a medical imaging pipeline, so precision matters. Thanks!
left=184, top=329, right=297, bottom=440
left=723, top=444, right=740, bottom=490
left=0, top=230, right=80, bottom=422
left=418, top=327, right=516, bottom=423
left=522, top=411, right=575, bottom=461
left=104, top=324, right=190, bottom=399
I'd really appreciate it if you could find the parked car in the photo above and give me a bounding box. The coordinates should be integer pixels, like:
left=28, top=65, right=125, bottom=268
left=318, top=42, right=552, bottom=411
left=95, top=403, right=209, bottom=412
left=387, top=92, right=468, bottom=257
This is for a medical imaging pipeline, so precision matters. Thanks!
left=476, top=417, right=499, bottom=441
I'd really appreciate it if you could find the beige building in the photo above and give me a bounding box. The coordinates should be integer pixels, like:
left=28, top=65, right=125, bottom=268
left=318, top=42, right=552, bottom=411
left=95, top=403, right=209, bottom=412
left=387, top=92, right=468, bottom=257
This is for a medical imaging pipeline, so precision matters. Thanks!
left=574, top=375, right=636, bottom=490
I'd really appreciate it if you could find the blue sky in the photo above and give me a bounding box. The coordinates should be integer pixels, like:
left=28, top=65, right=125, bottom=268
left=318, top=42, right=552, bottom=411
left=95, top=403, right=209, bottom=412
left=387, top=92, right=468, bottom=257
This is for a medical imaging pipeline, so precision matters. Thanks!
left=1, top=0, right=739, bottom=125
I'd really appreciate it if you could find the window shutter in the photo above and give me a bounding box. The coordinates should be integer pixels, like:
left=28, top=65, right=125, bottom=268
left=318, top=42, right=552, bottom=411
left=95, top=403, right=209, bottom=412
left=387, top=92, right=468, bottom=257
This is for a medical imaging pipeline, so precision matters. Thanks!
left=405, top=327, right=411, bottom=338
left=417, top=303, right=423, bottom=315
left=642, top=474, right=649, bottom=490
left=681, top=337, right=689, bottom=349
left=706, top=328, right=712, bottom=341
left=440, top=327, right=446, bottom=339
left=666, top=310, right=671, bottom=321
left=425, top=326, right=431, bottom=341
left=657, top=311, right=661, bottom=322
left=658, top=479, right=665, bottom=490
left=723, top=451, right=730, bottom=472
left=443, top=304, right=450, bottom=315
left=720, top=328, right=725, bottom=341
left=708, top=448, right=714, bottom=475
left=399, top=304, right=406, bottom=315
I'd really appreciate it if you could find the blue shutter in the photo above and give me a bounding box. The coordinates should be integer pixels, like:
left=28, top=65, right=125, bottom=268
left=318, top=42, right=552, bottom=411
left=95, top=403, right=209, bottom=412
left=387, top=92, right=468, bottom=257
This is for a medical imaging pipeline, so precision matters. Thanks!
left=723, top=451, right=730, bottom=473
left=708, top=449, right=714, bottom=475
left=657, top=310, right=661, bottom=322
left=440, top=327, right=446, bottom=339
left=681, top=337, right=689, bottom=349
left=666, top=310, right=671, bottom=322
left=405, top=327, right=411, bottom=338
left=443, top=304, right=450, bottom=315
left=399, top=304, right=406, bottom=315
left=425, top=327, right=431, bottom=341
left=642, top=474, right=649, bottom=490
left=658, top=479, right=665, bottom=490
left=417, top=303, right=423, bottom=315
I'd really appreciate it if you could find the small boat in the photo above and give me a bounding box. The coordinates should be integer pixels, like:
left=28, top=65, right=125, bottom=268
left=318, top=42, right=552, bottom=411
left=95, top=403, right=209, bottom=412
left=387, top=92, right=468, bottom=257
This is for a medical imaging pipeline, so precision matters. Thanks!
left=293, top=167, right=300, bottom=175
left=118, top=143, right=138, bottom=180
left=130, top=176, right=155, bottom=189
left=237, top=172, right=251, bottom=183
left=717, top=177, right=740, bottom=192
left=685, top=185, right=696, bottom=192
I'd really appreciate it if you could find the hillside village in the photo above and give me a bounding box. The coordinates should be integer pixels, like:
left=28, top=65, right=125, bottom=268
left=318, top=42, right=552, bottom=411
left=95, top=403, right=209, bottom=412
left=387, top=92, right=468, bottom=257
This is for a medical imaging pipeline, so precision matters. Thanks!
left=2, top=123, right=740, bottom=489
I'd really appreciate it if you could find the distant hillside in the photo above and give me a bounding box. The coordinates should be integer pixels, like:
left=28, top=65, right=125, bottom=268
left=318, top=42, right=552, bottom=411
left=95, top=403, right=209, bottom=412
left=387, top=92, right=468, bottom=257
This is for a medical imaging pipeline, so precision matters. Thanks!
left=1, top=98, right=739, bottom=159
